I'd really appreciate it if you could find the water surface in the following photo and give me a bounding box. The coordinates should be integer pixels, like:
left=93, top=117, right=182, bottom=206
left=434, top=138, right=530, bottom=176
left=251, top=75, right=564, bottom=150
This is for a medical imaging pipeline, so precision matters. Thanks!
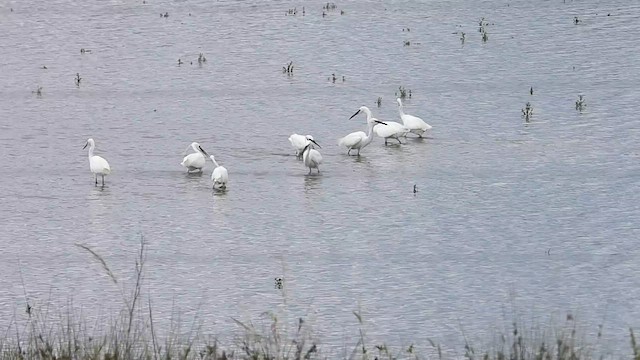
left=1, top=0, right=639, bottom=355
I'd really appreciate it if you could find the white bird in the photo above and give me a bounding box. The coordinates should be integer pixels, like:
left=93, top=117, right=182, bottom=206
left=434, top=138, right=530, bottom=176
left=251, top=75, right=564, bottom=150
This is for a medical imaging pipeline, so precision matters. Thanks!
left=180, top=142, right=209, bottom=173
left=288, top=133, right=314, bottom=158
left=302, top=138, right=323, bottom=174
left=397, top=97, right=432, bottom=137
left=373, top=120, right=409, bottom=145
left=209, top=155, right=228, bottom=190
left=338, top=106, right=388, bottom=156
left=83, top=138, right=111, bottom=186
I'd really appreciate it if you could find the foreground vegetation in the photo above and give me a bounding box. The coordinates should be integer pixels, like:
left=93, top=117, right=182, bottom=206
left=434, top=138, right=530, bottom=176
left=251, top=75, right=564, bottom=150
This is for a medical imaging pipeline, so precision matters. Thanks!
left=2, top=240, right=638, bottom=359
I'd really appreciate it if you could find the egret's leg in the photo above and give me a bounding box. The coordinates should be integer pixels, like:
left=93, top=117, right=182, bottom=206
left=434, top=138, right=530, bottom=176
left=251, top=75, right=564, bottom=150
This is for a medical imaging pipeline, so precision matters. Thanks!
left=95, top=175, right=98, bottom=186
left=347, top=148, right=351, bottom=155
left=397, top=137, right=402, bottom=144
left=308, top=168, right=312, bottom=175
left=102, top=175, right=105, bottom=186
left=384, top=139, right=388, bottom=146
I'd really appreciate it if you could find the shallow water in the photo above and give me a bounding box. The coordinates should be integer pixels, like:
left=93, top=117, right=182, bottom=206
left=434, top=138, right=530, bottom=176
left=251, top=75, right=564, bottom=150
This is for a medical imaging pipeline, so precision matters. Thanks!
left=1, top=0, right=639, bottom=355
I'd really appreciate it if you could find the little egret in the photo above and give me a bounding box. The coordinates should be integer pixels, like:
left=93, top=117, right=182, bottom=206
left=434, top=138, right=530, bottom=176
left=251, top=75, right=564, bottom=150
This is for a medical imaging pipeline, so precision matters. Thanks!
left=209, top=155, right=228, bottom=190
left=180, top=142, right=209, bottom=173
left=83, top=138, right=111, bottom=186
left=288, top=133, right=314, bottom=158
left=302, top=138, right=322, bottom=174
left=338, top=106, right=388, bottom=156
left=397, top=98, right=432, bottom=137
left=373, top=119, right=409, bottom=145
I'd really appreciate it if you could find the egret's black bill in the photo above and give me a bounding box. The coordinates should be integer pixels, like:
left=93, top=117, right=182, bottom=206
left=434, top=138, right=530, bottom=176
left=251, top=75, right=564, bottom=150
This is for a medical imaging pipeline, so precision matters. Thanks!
left=374, top=120, right=388, bottom=126
left=349, top=110, right=361, bottom=120
left=310, top=139, right=321, bottom=148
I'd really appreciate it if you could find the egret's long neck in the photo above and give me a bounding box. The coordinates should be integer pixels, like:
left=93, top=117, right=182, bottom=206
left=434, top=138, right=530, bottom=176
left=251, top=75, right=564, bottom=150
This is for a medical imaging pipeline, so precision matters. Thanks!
left=364, top=122, right=376, bottom=144
left=398, top=104, right=406, bottom=117
left=302, top=144, right=310, bottom=161
left=87, top=144, right=95, bottom=158
left=211, top=158, right=219, bottom=167
left=363, top=108, right=373, bottom=121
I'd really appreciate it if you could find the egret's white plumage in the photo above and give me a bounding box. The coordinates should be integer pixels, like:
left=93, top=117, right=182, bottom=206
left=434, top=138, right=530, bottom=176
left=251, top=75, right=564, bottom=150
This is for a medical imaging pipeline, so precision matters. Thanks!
left=338, top=106, right=388, bottom=156
left=288, top=133, right=314, bottom=158
left=373, top=119, right=409, bottom=145
left=181, top=142, right=208, bottom=172
left=209, top=155, right=228, bottom=190
left=397, top=98, right=432, bottom=137
left=83, top=138, right=111, bottom=186
left=302, top=138, right=323, bottom=174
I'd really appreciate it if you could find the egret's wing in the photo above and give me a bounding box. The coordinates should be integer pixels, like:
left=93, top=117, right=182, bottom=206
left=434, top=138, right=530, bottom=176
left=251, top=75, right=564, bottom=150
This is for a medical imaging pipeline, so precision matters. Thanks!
left=289, top=134, right=308, bottom=150
left=311, top=150, right=323, bottom=165
left=91, top=156, right=111, bottom=174
left=404, top=114, right=432, bottom=130
left=339, top=131, right=365, bottom=147
left=182, top=153, right=205, bottom=168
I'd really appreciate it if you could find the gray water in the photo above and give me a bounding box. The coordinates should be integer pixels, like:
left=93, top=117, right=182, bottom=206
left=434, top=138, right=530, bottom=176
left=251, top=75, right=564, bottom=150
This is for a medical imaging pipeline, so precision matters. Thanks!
left=1, top=0, right=640, bottom=355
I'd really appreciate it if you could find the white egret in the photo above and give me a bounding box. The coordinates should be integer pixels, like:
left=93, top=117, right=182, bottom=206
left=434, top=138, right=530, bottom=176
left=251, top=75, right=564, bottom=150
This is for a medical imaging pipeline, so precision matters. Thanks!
left=397, top=98, right=432, bottom=137
left=209, top=155, right=228, bottom=190
left=288, top=133, right=314, bottom=158
left=373, top=118, right=409, bottom=145
left=338, top=106, right=388, bottom=156
left=302, top=138, right=322, bottom=174
left=83, top=138, right=111, bottom=186
left=180, top=142, right=209, bottom=173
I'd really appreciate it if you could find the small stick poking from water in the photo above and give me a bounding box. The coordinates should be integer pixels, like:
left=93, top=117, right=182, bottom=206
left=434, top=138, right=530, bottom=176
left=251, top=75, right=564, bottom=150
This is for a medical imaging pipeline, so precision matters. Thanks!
left=575, top=95, right=586, bottom=112
left=274, top=277, right=284, bottom=289
left=413, top=184, right=418, bottom=194
left=522, top=102, right=533, bottom=122
left=282, top=61, right=294, bottom=75
left=198, top=53, right=207, bottom=65
left=396, top=86, right=411, bottom=99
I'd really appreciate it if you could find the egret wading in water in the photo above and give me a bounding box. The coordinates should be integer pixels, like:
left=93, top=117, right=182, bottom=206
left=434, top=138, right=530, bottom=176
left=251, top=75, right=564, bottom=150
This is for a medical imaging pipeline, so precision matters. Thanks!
left=288, top=133, right=314, bottom=158
left=373, top=117, right=409, bottom=145
left=302, top=138, right=322, bottom=174
left=209, top=155, right=228, bottom=190
left=180, top=142, right=209, bottom=173
left=397, top=98, right=432, bottom=137
left=83, top=138, right=111, bottom=186
left=338, top=106, right=388, bottom=156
